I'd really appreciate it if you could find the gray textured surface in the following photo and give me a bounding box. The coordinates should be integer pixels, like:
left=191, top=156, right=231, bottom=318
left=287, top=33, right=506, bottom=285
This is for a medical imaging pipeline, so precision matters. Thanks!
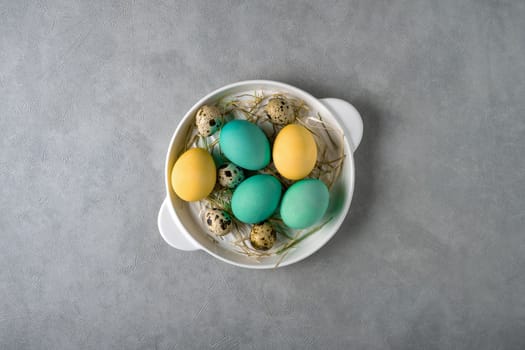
left=1, top=0, right=525, bottom=349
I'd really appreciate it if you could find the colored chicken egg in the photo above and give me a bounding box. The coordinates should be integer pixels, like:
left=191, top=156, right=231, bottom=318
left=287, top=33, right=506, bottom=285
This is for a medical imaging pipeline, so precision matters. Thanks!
left=219, top=120, right=271, bottom=170
left=273, top=124, right=318, bottom=180
left=231, top=175, right=282, bottom=223
left=280, top=179, right=329, bottom=229
left=171, top=148, right=216, bottom=202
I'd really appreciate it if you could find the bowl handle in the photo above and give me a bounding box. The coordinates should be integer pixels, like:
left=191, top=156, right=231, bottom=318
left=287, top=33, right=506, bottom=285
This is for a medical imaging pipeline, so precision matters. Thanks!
left=319, top=98, right=363, bottom=152
left=158, top=198, right=199, bottom=251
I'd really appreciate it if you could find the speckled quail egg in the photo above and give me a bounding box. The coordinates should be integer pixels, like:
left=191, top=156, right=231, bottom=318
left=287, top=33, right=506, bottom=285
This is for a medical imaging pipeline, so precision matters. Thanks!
left=250, top=222, right=277, bottom=250
left=265, top=97, right=295, bottom=125
left=196, top=105, right=223, bottom=137
left=204, top=208, right=233, bottom=236
left=217, top=163, right=245, bottom=189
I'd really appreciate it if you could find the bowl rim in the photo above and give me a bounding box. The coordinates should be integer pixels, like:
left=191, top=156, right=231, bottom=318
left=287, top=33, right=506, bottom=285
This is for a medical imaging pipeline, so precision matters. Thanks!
left=164, top=80, right=355, bottom=269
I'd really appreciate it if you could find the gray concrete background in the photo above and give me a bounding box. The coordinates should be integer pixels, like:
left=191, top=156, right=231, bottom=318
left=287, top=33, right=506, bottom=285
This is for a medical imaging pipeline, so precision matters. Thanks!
left=1, top=0, right=525, bottom=349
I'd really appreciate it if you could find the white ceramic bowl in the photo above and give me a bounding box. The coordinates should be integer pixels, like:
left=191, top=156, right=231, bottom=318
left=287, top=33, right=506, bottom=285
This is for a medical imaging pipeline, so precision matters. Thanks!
left=158, top=80, right=362, bottom=269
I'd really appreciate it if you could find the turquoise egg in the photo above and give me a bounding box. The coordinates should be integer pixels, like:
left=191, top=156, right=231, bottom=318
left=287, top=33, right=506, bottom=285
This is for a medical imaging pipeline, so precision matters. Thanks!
left=231, top=175, right=282, bottom=223
left=280, top=179, right=330, bottom=229
left=219, top=120, right=270, bottom=170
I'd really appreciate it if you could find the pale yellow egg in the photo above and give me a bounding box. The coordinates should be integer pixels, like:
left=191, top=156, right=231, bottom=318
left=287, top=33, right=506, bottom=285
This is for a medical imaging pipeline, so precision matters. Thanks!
left=273, top=124, right=317, bottom=180
left=171, top=148, right=216, bottom=202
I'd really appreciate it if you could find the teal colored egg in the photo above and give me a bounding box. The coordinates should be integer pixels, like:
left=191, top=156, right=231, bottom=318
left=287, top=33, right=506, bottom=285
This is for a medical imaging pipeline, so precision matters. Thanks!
left=280, top=179, right=330, bottom=229
left=219, top=120, right=270, bottom=170
left=231, top=175, right=282, bottom=223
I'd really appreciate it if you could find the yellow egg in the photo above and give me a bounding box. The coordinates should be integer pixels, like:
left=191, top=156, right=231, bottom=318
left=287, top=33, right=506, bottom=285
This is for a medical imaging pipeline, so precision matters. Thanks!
left=273, top=124, right=318, bottom=180
left=171, top=148, right=216, bottom=202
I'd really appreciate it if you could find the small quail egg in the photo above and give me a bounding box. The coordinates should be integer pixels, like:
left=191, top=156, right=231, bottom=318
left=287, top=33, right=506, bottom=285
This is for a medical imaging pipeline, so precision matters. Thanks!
left=265, top=97, right=295, bottom=125
left=217, top=163, right=245, bottom=189
left=250, top=222, right=277, bottom=250
left=196, top=105, right=223, bottom=137
left=204, top=208, right=233, bottom=236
